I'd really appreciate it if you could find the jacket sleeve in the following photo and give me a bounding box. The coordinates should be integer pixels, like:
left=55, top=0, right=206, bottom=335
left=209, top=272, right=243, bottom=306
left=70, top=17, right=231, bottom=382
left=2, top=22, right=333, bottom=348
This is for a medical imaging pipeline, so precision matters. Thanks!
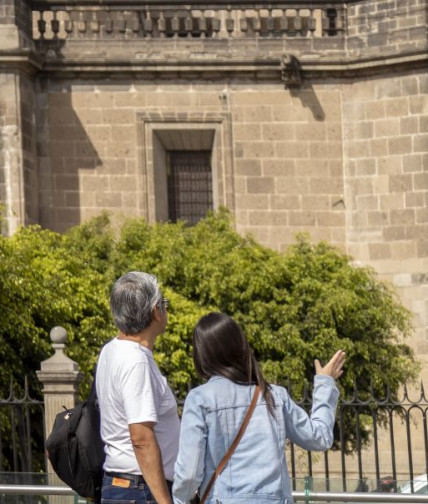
left=173, top=389, right=207, bottom=504
left=283, top=375, right=339, bottom=451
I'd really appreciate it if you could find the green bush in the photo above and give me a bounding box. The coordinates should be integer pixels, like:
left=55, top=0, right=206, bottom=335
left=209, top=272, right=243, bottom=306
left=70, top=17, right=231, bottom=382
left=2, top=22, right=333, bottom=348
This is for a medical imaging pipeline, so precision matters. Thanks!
left=0, top=209, right=418, bottom=463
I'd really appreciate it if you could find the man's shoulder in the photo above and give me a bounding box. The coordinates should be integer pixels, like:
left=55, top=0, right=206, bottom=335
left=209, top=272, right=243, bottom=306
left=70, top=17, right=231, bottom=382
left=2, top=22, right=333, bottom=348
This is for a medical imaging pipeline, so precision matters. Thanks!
left=102, top=338, right=151, bottom=366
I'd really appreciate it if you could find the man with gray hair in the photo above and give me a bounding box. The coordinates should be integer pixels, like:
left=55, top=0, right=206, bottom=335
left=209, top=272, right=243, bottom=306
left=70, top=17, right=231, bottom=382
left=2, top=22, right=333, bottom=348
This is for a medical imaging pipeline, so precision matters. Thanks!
left=96, top=271, right=179, bottom=504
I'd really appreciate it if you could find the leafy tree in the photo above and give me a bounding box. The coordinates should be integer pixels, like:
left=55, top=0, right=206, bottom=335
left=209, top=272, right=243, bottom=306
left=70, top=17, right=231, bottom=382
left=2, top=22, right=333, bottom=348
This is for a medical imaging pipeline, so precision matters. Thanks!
left=0, top=209, right=418, bottom=470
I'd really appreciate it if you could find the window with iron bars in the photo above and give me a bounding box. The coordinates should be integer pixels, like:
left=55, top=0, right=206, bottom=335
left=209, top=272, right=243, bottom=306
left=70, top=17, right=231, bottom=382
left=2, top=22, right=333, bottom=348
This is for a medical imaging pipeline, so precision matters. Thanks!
left=167, top=150, right=213, bottom=225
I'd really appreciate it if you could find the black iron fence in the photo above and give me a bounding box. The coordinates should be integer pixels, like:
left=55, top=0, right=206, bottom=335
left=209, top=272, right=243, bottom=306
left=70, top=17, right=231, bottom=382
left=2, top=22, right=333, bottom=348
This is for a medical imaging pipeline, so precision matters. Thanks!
left=0, top=378, right=45, bottom=474
left=1, top=377, right=427, bottom=488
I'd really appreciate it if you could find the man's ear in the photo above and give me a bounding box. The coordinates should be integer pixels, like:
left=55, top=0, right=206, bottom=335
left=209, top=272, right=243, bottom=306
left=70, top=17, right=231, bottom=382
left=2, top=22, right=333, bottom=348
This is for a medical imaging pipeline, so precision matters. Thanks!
left=152, top=305, right=162, bottom=322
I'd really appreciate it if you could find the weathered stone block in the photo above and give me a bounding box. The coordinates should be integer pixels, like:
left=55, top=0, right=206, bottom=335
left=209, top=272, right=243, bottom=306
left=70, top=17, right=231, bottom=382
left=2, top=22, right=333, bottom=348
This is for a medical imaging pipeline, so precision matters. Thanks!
left=356, top=158, right=376, bottom=176
left=294, top=123, right=327, bottom=141
left=243, top=141, right=275, bottom=159
left=375, top=118, right=400, bottom=137
left=413, top=134, right=428, bottom=153
left=406, top=192, right=425, bottom=207
left=289, top=211, right=316, bottom=226
left=316, top=211, right=345, bottom=227
left=357, top=195, right=379, bottom=211
left=383, top=225, right=407, bottom=241
left=263, top=159, right=295, bottom=177
left=269, top=194, right=300, bottom=210
left=389, top=174, right=413, bottom=192
left=414, top=172, right=428, bottom=190
left=370, top=139, right=389, bottom=156
left=81, top=174, right=109, bottom=191
left=402, top=154, right=422, bottom=173
left=417, top=240, right=428, bottom=257
left=242, top=106, right=272, bottom=123
left=369, top=242, right=392, bottom=260
left=95, top=191, right=123, bottom=208
left=235, top=159, right=262, bottom=176
left=247, top=177, right=274, bottom=194
left=390, top=209, right=416, bottom=225
left=301, top=195, right=330, bottom=210
left=416, top=208, right=428, bottom=223
left=263, top=123, right=295, bottom=141
left=235, top=194, right=269, bottom=210
left=249, top=210, right=288, bottom=226
left=388, top=136, right=412, bottom=155
left=276, top=177, right=310, bottom=195
left=275, top=141, right=309, bottom=159
left=234, top=123, right=262, bottom=141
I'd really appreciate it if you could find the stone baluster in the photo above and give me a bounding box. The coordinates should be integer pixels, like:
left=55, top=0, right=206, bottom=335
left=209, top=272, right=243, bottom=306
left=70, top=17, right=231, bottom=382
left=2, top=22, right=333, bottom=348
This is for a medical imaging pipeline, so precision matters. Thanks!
left=104, top=14, right=113, bottom=35
left=131, top=12, right=140, bottom=34
left=37, top=326, right=83, bottom=497
left=51, top=12, right=60, bottom=39
left=184, top=10, right=192, bottom=38
left=158, top=10, right=166, bottom=38
left=77, top=10, right=86, bottom=36
left=37, top=12, right=46, bottom=40
left=211, top=15, right=221, bottom=39
left=266, top=9, right=274, bottom=38
left=294, top=11, right=302, bottom=36
left=252, top=14, right=261, bottom=38
left=117, top=17, right=127, bottom=34
left=199, top=12, right=207, bottom=39
left=280, top=9, right=288, bottom=38
left=90, top=11, right=100, bottom=35
left=225, top=10, right=234, bottom=38
left=308, top=10, right=316, bottom=37
left=240, top=10, right=248, bottom=37
left=171, top=11, right=179, bottom=38
left=64, top=17, right=73, bottom=36
left=143, top=10, right=153, bottom=38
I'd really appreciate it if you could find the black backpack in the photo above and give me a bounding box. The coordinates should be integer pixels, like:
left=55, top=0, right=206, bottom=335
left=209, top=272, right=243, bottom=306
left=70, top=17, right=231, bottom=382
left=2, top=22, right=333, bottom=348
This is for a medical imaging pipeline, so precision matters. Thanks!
left=46, top=377, right=105, bottom=502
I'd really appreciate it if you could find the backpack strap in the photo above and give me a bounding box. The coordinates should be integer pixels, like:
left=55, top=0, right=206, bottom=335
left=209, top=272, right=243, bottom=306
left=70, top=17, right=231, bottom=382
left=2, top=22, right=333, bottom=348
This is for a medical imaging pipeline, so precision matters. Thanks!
left=199, top=385, right=261, bottom=504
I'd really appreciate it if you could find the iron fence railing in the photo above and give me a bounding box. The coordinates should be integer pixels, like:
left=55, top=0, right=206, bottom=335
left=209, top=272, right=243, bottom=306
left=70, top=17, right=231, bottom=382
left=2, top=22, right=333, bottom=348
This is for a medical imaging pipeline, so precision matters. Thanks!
left=1, top=377, right=428, bottom=486
left=0, top=379, right=45, bottom=474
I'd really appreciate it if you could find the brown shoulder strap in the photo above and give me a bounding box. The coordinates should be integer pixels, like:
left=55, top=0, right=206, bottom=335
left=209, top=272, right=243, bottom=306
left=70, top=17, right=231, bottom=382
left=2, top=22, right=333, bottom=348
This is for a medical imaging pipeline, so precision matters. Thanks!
left=199, top=385, right=261, bottom=504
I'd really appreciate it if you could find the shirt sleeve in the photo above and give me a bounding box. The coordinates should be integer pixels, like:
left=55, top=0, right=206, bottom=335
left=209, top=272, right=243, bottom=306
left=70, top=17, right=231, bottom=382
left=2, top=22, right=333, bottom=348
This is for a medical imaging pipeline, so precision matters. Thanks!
left=173, top=389, right=207, bottom=504
left=119, top=361, right=160, bottom=425
left=283, top=374, right=339, bottom=451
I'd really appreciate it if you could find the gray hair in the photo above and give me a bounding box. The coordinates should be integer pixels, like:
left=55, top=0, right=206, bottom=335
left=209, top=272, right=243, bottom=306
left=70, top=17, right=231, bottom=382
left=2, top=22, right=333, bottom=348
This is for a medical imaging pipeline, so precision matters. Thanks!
left=110, top=271, right=163, bottom=335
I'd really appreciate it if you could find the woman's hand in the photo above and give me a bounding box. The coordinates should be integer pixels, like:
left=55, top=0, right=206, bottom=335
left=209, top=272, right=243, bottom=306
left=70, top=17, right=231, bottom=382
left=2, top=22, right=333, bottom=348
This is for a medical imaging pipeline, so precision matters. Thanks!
left=314, top=350, right=346, bottom=379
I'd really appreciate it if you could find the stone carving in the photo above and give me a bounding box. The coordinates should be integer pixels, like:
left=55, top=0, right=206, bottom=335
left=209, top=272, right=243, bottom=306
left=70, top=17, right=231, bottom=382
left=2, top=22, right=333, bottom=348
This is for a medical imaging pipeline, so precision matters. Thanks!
left=281, top=54, right=302, bottom=89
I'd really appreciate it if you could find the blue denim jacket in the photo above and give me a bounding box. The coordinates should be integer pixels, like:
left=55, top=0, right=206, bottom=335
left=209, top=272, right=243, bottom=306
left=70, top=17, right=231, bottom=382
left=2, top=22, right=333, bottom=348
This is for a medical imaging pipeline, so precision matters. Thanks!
left=173, top=375, right=339, bottom=504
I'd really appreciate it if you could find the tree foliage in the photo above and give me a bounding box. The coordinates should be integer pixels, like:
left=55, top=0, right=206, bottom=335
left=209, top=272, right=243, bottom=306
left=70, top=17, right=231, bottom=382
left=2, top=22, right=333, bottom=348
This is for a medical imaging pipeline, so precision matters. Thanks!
left=0, top=209, right=418, bottom=464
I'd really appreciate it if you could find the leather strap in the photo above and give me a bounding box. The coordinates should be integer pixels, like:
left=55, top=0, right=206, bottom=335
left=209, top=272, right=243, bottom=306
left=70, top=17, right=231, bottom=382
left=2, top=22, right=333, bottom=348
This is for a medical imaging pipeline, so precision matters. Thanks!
left=199, top=385, right=261, bottom=504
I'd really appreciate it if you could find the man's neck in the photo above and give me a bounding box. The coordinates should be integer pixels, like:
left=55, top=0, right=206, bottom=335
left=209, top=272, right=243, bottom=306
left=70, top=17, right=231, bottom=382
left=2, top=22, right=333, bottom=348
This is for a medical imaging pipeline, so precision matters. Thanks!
left=118, top=331, right=155, bottom=351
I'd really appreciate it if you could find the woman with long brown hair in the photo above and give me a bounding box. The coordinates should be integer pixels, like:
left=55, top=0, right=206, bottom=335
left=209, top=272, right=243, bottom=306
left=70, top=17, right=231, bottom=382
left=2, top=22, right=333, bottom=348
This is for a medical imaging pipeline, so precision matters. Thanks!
left=173, top=312, right=345, bottom=504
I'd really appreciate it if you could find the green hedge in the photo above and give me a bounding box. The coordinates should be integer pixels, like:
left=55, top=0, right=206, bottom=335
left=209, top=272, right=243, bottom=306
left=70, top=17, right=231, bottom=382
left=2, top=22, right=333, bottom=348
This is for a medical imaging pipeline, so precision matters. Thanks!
left=0, top=209, right=418, bottom=459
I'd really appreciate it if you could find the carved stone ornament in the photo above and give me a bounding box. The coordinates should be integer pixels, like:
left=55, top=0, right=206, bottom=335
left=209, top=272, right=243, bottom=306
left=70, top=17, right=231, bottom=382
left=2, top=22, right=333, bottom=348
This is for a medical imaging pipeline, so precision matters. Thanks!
left=281, top=54, right=302, bottom=89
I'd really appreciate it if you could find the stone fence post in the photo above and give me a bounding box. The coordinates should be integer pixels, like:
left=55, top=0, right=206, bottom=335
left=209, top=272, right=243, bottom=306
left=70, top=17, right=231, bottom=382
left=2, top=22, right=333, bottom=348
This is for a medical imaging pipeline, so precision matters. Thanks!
left=37, top=325, right=83, bottom=492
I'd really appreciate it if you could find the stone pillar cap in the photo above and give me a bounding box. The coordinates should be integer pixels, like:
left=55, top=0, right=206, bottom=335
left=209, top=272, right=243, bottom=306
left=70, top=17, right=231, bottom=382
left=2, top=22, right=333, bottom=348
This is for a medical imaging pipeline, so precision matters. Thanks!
left=38, top=326, right=80, bottom=374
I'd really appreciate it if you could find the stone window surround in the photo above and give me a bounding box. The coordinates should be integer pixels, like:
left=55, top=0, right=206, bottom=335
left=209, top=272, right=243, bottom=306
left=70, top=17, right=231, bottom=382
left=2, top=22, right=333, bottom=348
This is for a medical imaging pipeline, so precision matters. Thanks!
left=137, top=111, right=235, bottom=223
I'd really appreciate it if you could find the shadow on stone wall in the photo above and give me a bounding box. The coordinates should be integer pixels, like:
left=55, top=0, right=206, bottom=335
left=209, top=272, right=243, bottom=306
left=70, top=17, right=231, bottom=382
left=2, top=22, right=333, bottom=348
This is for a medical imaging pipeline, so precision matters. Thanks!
left=38, top=76, right=102, bottom=232
left=291, top=85, right=325, bottom=121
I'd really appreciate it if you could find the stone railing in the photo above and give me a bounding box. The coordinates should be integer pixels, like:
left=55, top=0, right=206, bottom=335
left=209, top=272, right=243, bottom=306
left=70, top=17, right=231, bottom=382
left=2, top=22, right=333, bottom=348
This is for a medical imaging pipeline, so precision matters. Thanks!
left=31, top=1, right=345, bottom=41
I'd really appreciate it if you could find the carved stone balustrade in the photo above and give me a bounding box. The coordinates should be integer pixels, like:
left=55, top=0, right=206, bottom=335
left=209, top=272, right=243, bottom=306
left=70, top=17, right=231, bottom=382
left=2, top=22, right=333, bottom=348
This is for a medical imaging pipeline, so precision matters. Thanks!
left=31, top=2, right=345, bottom=41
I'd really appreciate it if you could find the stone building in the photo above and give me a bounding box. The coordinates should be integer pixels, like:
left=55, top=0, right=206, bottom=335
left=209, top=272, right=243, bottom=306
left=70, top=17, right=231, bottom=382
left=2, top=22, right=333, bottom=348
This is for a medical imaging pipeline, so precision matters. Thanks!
left=1, top=0, right=427, bottom=480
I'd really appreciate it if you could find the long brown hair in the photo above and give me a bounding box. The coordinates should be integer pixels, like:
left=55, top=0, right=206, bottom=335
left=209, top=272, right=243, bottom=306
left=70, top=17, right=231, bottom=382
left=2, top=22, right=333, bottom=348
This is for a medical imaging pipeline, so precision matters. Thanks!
left=193, top=312, right=275, bottom=416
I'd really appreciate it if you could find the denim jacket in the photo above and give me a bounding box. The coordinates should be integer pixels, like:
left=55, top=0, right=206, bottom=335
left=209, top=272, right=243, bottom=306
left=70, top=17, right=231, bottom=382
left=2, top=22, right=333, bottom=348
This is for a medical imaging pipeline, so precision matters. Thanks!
left=173, top=375, right=339, bottom=504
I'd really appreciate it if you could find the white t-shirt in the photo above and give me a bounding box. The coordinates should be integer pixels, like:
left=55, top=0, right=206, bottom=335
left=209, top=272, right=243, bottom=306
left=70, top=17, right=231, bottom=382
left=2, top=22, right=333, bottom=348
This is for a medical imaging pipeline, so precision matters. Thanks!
left=96, top=338, right=180, bottom=481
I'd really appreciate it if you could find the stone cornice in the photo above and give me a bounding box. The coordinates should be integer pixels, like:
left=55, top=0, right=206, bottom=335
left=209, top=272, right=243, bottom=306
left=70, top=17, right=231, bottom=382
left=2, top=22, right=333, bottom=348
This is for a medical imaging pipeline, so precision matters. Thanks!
left=37, top=48, right=428, bottom=83
left=0, top=49, right=43, bottom=76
